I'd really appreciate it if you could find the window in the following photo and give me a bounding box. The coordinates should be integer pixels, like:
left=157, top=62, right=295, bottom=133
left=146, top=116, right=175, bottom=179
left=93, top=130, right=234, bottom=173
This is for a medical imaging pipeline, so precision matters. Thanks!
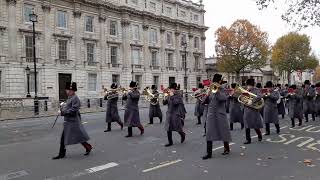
left=196, top=77, right=201, bottom=86
left=184, top=77, right=188, bottom=89
left=58, top=40, right=68, bottom=60
left=180, top=11, right=186, bottom=17
left=110, top=46, right=118, bottom=65
left=132, top=25, right=140, bottom=40
left=131, top=49, right=140, bottom=65
left=169, top=77, right=175, bottom=85
left=131, top=0, right=138, bottom=5
left=24, top=4, right=34, bottom=23
left=112, top=74, right=120, bottom=85
left=85, top=16, right=94, bottom=32
left=0, top=71, right=2, bottom=93
left=87, top=43, right=94, bottom=63
left=150, top=2, right=156, bottom=11
left=194, top=56, right=200, bottom=69
left=194, top=14, right=199, bottom=22
left=181, top=34, right=187, bottom=47
left=135, top=75, right=142, bottom=89
left=25, top=36, right=33, bottom=61
left=57, top=11, right=67, bottom=28
left=110, top=21, right=117, bottom=36
left=166, top=32, right=172, bottom=45
left=149, top=28, right=157, bottom=43
left=151, top=51, right=158, bottom=66
left=167, top=53, right=173, bottom=67
left=194, top=37, right=199, bottom=49
left=181, top=54, right=187, bottom=69
left=30, top=72, right=38, bottom=93
left=88, top=73, right=97, bottom=91
left=166, top=7, right=172, bottom=16
left=153, top=76, right=159, bottom=89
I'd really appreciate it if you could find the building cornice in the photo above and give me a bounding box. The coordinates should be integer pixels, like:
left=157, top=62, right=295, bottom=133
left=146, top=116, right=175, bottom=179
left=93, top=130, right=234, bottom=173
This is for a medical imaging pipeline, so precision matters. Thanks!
left=18, top=28, right=42, bottom=35
left=53, top=33, right=73, bottom=39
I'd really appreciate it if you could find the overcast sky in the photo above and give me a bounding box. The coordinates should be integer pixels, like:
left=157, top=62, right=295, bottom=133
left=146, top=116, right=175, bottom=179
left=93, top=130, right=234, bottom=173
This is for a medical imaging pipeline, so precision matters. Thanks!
left=202, top=0, right=320, bottom=58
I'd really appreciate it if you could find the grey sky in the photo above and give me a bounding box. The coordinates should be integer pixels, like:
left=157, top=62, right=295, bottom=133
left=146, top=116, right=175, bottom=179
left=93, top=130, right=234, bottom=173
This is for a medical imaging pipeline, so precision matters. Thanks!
left=203, top=0, right=320, bottom=58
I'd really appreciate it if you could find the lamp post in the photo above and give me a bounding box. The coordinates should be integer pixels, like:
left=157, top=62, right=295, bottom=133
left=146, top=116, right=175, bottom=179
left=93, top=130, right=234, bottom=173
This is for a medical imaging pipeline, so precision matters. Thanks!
left=131, top=64, right=134, bottom=81
left=30, top=12, right=39, bottom=115
left=182, top=42, right=188, bottom=102
left=25, top=66, right=31, bottom=98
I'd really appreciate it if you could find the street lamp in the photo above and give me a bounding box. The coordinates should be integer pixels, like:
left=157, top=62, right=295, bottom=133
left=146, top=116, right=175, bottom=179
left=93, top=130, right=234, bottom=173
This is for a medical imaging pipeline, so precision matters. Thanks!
left=182, top=41, right=188, bottom=102
left=131, top=64, right=134, bottom=81
left=25, top=66, right=31, bottom=98
left=30, top=11, right=39, bottom=115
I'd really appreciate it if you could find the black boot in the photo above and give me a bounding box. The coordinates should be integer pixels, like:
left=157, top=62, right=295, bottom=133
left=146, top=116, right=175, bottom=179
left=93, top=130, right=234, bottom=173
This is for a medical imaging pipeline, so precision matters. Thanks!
left=244, top=128, right=251, bottom=144
left=82, top=142, right=92, bottom=156
left=159, top=117, right=163, bottom=124
left=275, top=124, right=280, bottom=134
left=165, top=131, right=173, bottom=147
left=241, top=123, right=244, bottom=130
left=149, top=118, right=154, bottom=124
left=203, top=123, right=206, bottom=137
left=104, top=122, right=112, bottom=132
left=138, top=125, right=144, bottom=135
left=291, top=118, right=295, bottom=128
left=52, top=149, right=66, bottom=160
left=222, top=142, right=230, bottom=155
left=264, top=123, right=270, bottom=135
left=197, top=116, right=202, bottom=125
left=305, top=114, right=309, bottom=122
left=312, top=114, right=316, bottom=121
left=179, top=131, right=186, bottom=143
left=230, top=123, right=234, bottom=131
left=298, top=118, right=302, bottom=126
left=282, top=114, right=285, bottom=119
left=255, top=129, right=263, bottom=142
left=125, top=127, right=133, bottom=138
left=202, top=141, right=213, bottom=160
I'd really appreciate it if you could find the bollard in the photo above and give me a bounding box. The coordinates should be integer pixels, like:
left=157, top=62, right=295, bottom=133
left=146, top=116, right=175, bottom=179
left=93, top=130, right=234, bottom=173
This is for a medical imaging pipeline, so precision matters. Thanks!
left=44, top=100, right=48, bottom=111
left=100, top=98, right=103, bottom=107
left=87, top=99, right=90, bottom=108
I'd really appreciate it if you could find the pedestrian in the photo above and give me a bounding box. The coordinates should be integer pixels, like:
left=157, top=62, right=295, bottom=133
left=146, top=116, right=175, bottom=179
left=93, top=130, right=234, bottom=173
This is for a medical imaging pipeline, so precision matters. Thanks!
left=243, top=79, right=263, bottom=144
left=163, top=83, right=186, bottom=147
left=194, top=83, right=205, bottom=125
left=303, top=80, right=316, bottom=122
left=148, top=85, right=163, bottom=124
left=229, top=83, right=244, bottom=130
left=52, top=82, right=92, bottom=160
left=104, top=83, right=124, bottom=132
left=276, top=84, right=286, bottom=119
left=202, top=74, right=231, bottom=160
left=123, top=81, right=144, bottom=137
left=263, top=81, right=280, bottom=135
left=286, top=85, right=303, bottom=127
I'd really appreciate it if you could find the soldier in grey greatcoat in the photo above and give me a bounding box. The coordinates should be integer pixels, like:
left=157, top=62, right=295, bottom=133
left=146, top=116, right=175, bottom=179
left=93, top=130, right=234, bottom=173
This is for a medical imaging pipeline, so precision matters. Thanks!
left=276, top=84, right=286, bottom=119
left=256, top=83, right=264, bottom=118
left=303, top=80, right=316, bottom=122
left=315, top=83, right=320, bottom=118
left=52, top=82, right=92, bottom=160
left=286, top=85, right=303, bottom=127
left=104, top=83, right=123, bottom=132
left=122, top=81, right=144, bottom=137
left=148, top=85, right=163, bottom=124
left=243, top=79, right=263, bottom=144
left=194, top=83, right=205, bottom=125
left=163, top=83, right=186, bottom=147
left=202, top=74, right=232, bottom=160
left=176, top=84, right=187, bottom=125
left=229, top=83, right=244, bottom=130
left=263, top=81, right=280, bottom=135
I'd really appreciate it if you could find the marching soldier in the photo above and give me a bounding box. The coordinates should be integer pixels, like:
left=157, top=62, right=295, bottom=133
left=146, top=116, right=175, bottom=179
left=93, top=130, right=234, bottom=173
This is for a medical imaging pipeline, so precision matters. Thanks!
left=229, top=83, right=244, bottom=130
left=52, top=82, right=92, bottom=160
left=202, top=74, right=232, bottom=160
left=263, top=81, right=280, bottom=135
left=163, top=83, right=186, bottom=147
left=256, top=83, right=264, bottom=118
left=194, top=83, right=205, bottom=125
left=243, top=79, right=263, bottom=144
left=315, top=83, right=320, bottom=118
left=149, top=85, right=163, bottom=124
left=276, top=84, right=286, bottom=119
left=177, top=84, right=187, bottom=125
left=122, top=81, right=144, bottom=137
left=104, top=83, right=124, bottom=132
left=287, top=85, right=303, bottom=127
left=303, top=80, right=316, bottom=122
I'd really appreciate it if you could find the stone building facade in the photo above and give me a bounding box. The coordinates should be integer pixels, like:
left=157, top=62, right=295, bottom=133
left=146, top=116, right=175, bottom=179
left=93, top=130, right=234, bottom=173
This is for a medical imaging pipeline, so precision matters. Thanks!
left=0, top=0, right=207, bottom=102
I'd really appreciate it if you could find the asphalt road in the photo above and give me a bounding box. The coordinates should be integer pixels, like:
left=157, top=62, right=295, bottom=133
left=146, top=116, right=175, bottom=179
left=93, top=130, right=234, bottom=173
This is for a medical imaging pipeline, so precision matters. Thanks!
left=1, top=104, right=320, bottom=180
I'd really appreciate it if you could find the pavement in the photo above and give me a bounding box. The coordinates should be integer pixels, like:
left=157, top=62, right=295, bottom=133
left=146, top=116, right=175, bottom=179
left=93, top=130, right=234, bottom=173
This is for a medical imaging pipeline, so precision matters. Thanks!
left=1, top=104, right=320, bottom=180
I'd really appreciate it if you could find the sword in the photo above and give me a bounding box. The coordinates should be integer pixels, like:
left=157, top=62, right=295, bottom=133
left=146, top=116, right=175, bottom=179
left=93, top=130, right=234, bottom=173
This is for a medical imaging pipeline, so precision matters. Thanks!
left=52, top=114, right=59, bottom=129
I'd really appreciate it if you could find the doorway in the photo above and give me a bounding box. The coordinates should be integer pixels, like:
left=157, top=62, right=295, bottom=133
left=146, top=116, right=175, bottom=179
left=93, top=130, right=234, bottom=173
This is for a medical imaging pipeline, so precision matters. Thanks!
left=58, top=73, right=72, bottom=102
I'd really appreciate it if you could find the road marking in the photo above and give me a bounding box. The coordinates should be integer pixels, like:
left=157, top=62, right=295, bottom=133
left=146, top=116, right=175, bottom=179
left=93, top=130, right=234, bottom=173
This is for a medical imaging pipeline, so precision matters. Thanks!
left=212, top=143, right=235, bottom=151
left=142, top=159, right=182, bottom=173
left=251, top=126, right=288, bottom=138
left=0, top=170, right=29, bottom=180
left=45, top=162, right=118, bottom=180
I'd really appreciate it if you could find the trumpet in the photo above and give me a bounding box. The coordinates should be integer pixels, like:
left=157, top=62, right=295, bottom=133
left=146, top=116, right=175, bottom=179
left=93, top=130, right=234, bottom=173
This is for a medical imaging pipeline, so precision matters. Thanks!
left=143, top=87, right=159, bottom=105
left=207, top=82, right=221, bottom=94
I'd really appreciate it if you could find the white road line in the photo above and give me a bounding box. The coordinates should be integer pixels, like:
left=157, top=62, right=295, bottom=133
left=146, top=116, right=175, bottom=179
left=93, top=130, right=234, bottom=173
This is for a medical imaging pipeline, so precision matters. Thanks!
left=142, top=159, right=182, bottom=173
left=252, top=126, right=288, bottom=139
left=45, top=162, right=118, bottom=180
left=0, top=170, right=29, bottom=180
left=212, top=143, right=235, bottom=151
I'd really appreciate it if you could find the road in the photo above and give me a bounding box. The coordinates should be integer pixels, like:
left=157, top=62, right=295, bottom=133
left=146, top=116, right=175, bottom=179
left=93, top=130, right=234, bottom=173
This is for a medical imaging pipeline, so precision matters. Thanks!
left=0, top=104, right=320, bottom=180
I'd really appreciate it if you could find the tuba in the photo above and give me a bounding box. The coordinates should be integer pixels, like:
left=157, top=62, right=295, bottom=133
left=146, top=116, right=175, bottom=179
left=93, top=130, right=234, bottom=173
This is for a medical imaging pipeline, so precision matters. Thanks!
left=143, top=87, right=158, bottom=105
left=234, top=86, right=264, bottom=110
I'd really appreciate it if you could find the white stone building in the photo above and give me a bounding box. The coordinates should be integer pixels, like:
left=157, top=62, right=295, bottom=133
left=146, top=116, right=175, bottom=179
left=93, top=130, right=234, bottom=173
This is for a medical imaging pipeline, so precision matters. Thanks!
left=0, top=0, right=207, bottom=102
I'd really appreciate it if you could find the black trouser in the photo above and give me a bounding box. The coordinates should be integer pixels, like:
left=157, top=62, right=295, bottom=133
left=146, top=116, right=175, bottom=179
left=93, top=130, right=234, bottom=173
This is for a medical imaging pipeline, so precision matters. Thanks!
left=230, top=123, right=244, bottom=130
left=197, top=116, right=202, bottom=124
left=206, top=141, right=229, bottom=155
left=245, top=128, right=262, bottom=142
left=58, top=132, right=90, bottom=155
left=107, top=121, right=123, bottom=130
left=149, top=117, right=162, bottom=124
left=305, top=113, right=315, bottom=122
left=167, top=131, right=184, bottom=144
left=291, top=118, right=302, bottom=127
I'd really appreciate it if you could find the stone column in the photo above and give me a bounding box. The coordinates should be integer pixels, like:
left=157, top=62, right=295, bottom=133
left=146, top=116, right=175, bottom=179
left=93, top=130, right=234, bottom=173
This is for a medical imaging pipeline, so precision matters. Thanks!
left=6, top=0, right=17, bottom=61
left=73, top=4, right=82, bottom=66
left=98, top=7, right=106, bottom=65
left=121, top=16, right=131, bottom=85
left=160, top=24, right=166, bottom=87
left=42, top=2, right=51, bottom=63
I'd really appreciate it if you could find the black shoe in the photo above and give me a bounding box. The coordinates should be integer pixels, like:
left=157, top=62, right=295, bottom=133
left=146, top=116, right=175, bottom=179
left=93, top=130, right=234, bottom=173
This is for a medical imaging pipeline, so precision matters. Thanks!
left=202, top=154, right=212, bottom=160
left=258, top=137, right=262, bottom=142
left=52, top=154, right=65, bottom=160
left=104, top=129, right=111, bottom=132
left=244, top=141, right=251, bottom=144
left=148, top=122, right=154, bottom=125
left=165, top=143, right=173, bottom=147
left=264, top=133, right=270, bottom=136
left=221, top=150, right=230, bottom=155
left=84, top=146, right=92, bottom=156
left=180, top=132, right=186, bottom=143
left=125, top=134, right=132, bottom=138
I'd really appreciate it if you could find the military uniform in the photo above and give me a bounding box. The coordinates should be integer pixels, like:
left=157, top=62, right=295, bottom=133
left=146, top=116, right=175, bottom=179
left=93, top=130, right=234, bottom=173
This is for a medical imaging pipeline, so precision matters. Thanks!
left=229, top=87, right=244, bottom=130
left=277, top=87, right=286, bottom=119
left=303, top=82, right=316, bottom=122
left=263, top=85, right=280, bottom=135
left=287, top=86, right=303, bottom=127
left=148, top=88, right=163, bottom=124
left=194, top=86, right=205, bottom=125
left=104, top=88, right=123, bottom=132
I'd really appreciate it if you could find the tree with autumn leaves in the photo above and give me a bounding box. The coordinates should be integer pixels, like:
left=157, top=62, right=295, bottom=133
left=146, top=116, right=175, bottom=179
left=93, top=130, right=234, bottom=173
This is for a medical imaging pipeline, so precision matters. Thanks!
left=215, top=19, right=269, bottom=82
left=271, top=32, right=318, bottom=84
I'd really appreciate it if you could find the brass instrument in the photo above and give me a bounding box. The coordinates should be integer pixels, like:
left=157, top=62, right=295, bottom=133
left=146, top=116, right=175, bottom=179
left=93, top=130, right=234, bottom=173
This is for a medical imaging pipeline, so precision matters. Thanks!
left=191, top=88, right=207, bottom=100
left=143, top=87, right=159, bottom=105
left=208, top=82, right=221, bottom=94
left=234, top=86, right=264, bottom=110
left=104, top=87, right=128, bottom=99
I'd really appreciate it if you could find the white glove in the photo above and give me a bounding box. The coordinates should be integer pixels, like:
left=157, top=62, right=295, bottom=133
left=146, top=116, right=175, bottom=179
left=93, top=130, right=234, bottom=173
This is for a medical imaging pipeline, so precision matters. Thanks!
left=60, top=102, right=65, bottom=106
left=58, top=110, right=61, bottom=115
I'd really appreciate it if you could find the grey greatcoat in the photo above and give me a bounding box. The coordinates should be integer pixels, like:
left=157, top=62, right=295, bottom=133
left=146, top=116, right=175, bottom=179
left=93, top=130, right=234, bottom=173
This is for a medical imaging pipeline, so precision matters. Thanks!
left=123, top=90, right=141, bottom=127
left=315, top=94, right=320, bottom=114
left=277, top=89, right=286, bottom=115
left=243, top=87, right=264, bottom=129
left=149, top=90, right=163, bottom=119
left=263, top=90, right=280, bottom=124
left=287, top=90, right=303, bottom=119
left=194, top=97, right=205, bottom=117
left=303, top=86, right=316, bottom=114
left=203, top=88, right=232, bottom=142
left=163, top=92, right=184, bottom=132
left=229, top=95, right=244, bottom=123
left=61, top=95, right=90, bottom=146
left=104, top=92, right=122, bottom=123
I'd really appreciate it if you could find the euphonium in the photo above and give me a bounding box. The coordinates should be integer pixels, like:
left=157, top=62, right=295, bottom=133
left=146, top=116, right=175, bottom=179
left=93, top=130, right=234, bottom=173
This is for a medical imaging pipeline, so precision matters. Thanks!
left=143, top=87, right=158, bottom=105
left=234, top=86, right=264, bottom=110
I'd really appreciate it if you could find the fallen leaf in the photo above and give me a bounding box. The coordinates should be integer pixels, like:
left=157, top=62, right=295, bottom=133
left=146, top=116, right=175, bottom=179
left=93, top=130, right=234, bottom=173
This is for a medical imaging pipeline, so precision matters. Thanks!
left=240, top=153, right=245, bottom=156
left=203, top=170, right=208, bottom=173
left=172, top=151, right=176, bottom=153
left=303, top=159, right=312, bottom=165
left=257, top=158, right=262, bottom=161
